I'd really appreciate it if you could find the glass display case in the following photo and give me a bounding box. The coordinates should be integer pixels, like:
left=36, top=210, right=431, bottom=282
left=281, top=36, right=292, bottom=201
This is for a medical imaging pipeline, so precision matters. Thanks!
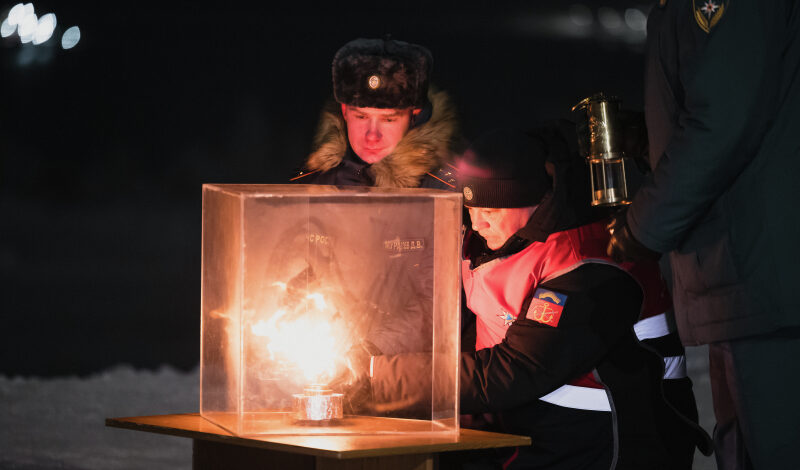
left=200, top=184, right=461, bottom=436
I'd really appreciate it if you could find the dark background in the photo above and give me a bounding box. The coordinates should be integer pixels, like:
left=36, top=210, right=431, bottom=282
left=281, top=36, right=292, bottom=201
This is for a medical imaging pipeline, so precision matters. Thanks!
left=0, top=1, right=650, bottom=376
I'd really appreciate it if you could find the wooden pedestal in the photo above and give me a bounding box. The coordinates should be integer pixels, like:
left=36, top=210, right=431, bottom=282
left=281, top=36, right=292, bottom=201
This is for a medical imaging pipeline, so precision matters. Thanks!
left=106, top=413, right=530, bottom=470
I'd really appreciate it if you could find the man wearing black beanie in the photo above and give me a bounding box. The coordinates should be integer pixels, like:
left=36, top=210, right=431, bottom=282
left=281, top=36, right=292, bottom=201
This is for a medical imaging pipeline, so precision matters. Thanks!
left=369, top=128, right=712, bottom=469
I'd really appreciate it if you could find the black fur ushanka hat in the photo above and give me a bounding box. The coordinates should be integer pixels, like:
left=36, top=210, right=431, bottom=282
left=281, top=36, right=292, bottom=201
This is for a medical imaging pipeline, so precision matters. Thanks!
left=332, top=37, right=432, bottom=109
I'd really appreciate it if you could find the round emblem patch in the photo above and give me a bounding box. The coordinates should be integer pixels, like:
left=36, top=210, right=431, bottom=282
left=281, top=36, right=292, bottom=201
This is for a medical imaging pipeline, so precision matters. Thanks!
left=367, top=75, right=381, bottom=90
left=463, top=187, right=473, bottom=201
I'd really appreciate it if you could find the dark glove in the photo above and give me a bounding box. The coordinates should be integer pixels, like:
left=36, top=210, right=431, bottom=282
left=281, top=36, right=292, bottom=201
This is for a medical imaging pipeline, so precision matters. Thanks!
left=329, top=340, right=382, bottom=414
left=606, top=211, right=661, bottom=263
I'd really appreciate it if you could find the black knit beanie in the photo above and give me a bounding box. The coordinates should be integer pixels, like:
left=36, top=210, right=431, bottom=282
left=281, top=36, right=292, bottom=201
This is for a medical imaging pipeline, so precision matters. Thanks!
left=332, top=37, right=432, bottom=109
left=457, top=129, right=552, bottom=208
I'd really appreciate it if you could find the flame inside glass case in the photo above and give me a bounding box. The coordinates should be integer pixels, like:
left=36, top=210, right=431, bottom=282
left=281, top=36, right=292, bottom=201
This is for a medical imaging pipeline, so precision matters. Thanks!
left=200, top=185, right=461, bottom=436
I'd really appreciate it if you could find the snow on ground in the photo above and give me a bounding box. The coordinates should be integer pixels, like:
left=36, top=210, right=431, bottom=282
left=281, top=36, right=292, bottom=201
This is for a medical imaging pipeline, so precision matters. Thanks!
left=0, top=365, right=197, bottom=470
left=0, top=348, right=718, bottom=470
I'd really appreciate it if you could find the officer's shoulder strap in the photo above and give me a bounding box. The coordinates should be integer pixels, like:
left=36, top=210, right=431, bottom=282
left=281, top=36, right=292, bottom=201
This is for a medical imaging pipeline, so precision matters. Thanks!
left=426, top=163, right=458, bottom=189
left=290, top=169, right=321, bottom=182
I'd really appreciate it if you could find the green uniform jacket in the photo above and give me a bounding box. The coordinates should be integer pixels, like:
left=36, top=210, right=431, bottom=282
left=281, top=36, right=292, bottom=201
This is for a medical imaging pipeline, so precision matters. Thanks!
left=629, top=0, right=800, bottom=344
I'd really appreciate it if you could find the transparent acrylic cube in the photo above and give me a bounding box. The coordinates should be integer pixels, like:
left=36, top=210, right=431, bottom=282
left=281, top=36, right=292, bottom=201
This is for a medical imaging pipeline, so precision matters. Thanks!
left=200, top=184, right=461, bottom=436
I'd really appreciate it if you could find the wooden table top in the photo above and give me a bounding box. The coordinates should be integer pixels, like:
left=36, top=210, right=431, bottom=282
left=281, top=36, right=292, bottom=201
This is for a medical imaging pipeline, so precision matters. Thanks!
left=106, top=413, right=530, bottom=459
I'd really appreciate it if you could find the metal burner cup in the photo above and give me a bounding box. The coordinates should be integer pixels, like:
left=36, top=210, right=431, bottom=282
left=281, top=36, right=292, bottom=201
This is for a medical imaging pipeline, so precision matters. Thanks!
left=292, top=384, right=343, bottom=423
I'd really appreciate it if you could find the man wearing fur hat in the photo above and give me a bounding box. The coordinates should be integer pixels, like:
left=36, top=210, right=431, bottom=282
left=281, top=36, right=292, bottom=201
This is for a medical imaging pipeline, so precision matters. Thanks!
left=366, top=128, right=711, bottom=469
left=291, top=37, right=459, bottom=357
left=292, top=37, right=459, bottom=189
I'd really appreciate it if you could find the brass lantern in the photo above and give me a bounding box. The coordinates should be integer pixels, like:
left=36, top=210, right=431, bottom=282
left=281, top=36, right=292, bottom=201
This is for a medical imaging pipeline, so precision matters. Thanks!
left=572, top=93, right=632, bottom=207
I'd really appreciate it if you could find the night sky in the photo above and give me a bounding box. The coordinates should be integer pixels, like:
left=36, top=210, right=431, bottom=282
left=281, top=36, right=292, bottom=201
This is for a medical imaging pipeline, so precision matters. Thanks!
left=0, top=1, right=650, bottom=376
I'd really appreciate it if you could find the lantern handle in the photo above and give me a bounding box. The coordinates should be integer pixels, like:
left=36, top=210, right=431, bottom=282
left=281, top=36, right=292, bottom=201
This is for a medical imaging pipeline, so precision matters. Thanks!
left=571, top=92, right=621, bottom=113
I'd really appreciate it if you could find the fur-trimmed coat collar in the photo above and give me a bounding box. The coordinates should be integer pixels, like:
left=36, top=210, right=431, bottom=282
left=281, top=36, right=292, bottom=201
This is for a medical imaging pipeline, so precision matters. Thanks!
left=304, top=89, right=459, bottom=188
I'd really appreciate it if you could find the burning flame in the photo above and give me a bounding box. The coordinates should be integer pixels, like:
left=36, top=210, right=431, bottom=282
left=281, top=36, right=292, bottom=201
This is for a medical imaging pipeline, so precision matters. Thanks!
left=251, top=288, right=349, bottom=383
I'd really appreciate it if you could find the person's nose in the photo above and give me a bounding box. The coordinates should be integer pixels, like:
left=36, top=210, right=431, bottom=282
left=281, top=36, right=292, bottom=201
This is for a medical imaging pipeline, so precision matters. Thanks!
left=471, top=213, right=488, bottom=231
left=365, top=118, right=382, bottom=143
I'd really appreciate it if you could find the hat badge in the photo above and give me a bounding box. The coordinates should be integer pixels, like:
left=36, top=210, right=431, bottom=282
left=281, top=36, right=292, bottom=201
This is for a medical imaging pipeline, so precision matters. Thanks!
left=367, top=75, right=381, bottom=90
left=463, top=187, right=473, bottom=201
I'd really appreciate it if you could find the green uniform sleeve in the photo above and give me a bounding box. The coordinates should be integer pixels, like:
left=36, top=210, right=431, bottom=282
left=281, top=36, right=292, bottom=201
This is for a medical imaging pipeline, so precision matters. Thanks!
left=629, top=1, right=785, bottom=252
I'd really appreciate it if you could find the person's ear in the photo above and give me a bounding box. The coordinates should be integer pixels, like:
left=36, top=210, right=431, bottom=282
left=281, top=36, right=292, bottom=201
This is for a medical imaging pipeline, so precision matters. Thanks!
left=410, top=108, right=422, bottom=126
left=341, top=104, right=348, bottom=118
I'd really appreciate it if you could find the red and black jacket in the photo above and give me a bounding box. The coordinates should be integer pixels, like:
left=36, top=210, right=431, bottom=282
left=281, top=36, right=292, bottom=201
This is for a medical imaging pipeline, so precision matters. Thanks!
left=372, top=211, right=711, bottom=469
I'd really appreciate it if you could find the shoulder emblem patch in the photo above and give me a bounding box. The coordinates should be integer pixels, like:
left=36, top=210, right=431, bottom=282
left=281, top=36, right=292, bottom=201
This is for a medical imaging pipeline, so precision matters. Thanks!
left=693, top=0, right=727, bottom=34
left=526, top=288, right=567, bottom=327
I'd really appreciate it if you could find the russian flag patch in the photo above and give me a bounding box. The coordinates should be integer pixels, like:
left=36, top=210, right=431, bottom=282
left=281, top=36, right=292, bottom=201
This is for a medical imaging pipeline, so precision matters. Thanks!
left=526, top=288, right=567, bottom=327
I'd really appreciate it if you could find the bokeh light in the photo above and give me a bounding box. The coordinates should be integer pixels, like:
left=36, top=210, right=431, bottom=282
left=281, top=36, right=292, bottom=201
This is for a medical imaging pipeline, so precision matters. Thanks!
left=17, top=11, right=37, bottom=43
left=624, top=8, right=647, bottom=32
left=7, top=3, right=25, bottom=26
left=3, top=3, right=72, bottom=49
left=61, top=25, right=80, bottom=49
left=569, top=4, right=593, bottom=28
left=598, top=7, right=623, bottom=31
left=1, top=17, right=15, bottom=37
left=32, top=12, right=56, bottom=45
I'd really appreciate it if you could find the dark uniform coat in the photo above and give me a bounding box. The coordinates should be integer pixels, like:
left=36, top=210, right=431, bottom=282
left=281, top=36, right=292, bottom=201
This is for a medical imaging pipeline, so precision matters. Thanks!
left=629, top=3, right=800, bottom=466
left=629, top=0, right=800, bottom=345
